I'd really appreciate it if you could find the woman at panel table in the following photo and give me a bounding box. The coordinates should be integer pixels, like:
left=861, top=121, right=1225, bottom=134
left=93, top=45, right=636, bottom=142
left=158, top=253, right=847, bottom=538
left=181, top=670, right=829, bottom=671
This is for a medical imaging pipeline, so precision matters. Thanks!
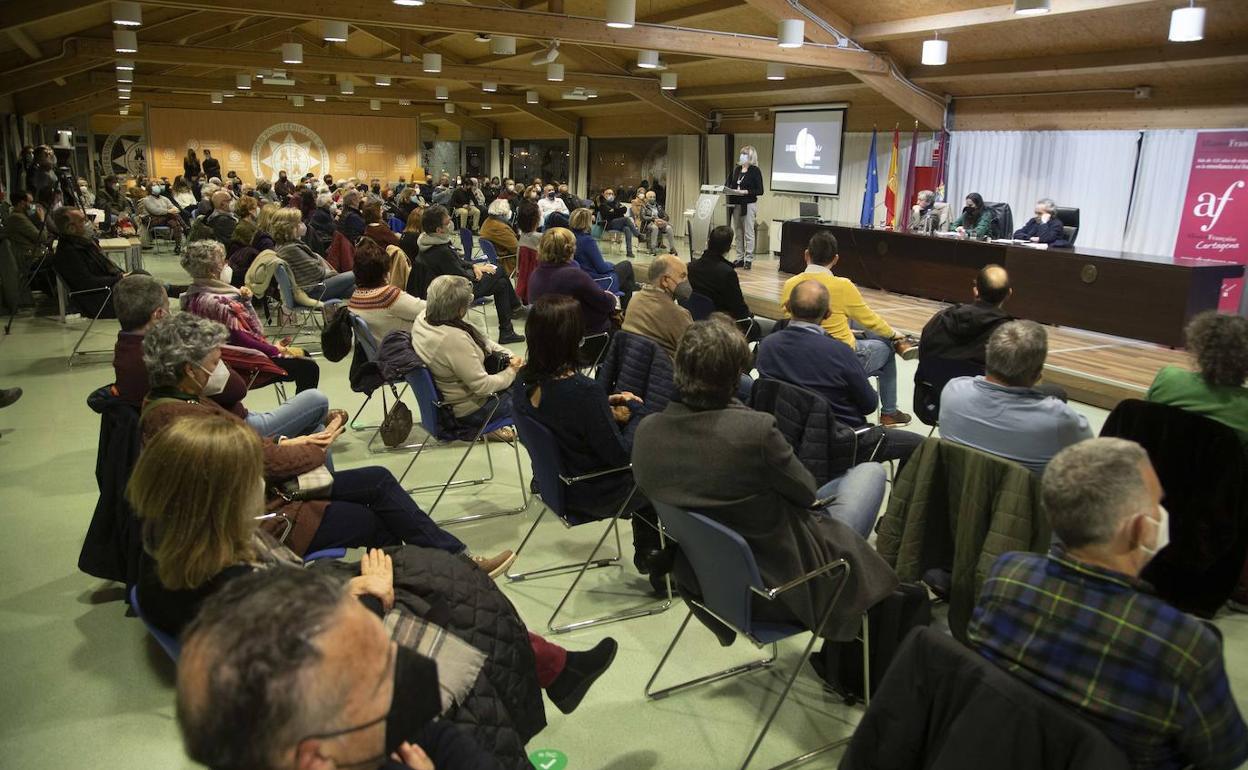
left=1012, top=197, right=1065, bottom=244
left=725, top=144, right=765, bottom=270
left=949, top=192, right=992, bottom=240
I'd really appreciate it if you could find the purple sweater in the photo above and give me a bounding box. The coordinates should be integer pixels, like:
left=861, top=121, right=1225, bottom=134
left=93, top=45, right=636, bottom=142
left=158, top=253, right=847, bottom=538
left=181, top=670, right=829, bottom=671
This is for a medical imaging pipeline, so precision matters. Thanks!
left=527, top=261, right=617, bottom=334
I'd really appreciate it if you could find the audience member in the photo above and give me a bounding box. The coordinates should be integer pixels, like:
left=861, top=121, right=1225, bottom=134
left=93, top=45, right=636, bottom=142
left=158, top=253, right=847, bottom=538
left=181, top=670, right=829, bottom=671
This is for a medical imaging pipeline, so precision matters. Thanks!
left=3, top=191, right=46, bottom=305
left=308, top=192, right=337, bottom=243
left=410, top=205, right=523, bottom=344
left=95, top=175, right=126, bottom=218
left=410, top=274, right=525, bottom=441
left=1147, top=310, right=1248, bottom=442
left=1013, top=198, right=1064, bottom=244
left=348, top=237, right=427, bottom=341
left=758, top=281, right=923, bottom=466
left=515, top=201, right=542, bottom=304
left=362, top=200, right=400, bottom=248
left=633, top=321, right=895, bottom=639
left=140, top=182, right=185, bottom=252
left=688, top=224, right=754, bottom=333
left=50, top=206, right=123, bottom=318
left=537, top=184, right=569, bottom=225
left=480, top=198, right=518, bottom=267
left=951, top=192, right=992, bottom=239
left=171, top=176, right=196, bottom=210
left=200, top=149, right=220, bottom=181
left=621, top=255, right=691, bottom=358
left=450, top=180, right=480, bottom=232
left=970, top=438, right=1248, bottom=770
left=594, top=187, right=640, bottom=258
left=513, top=295, right=663, bottom=584
left=919, top=264, right=1014, bottom=367
left=639, top=190, right=676, bottom=255
left=205, top=190, right=239, bottom=247
left=338, top=190, right=365, bottom=241
left=528, top=227, right=618, bottom=336
left=179, top=240, right=323, bottom=400
left=272, top=207, right=355, bottom=301
left=780, top=231, right=916, bottom=426
left=273, top=169, right=294, bottom=200
left=569, top=207, right=636, bottom=303
left=940, top=320, right=1092, bottom=472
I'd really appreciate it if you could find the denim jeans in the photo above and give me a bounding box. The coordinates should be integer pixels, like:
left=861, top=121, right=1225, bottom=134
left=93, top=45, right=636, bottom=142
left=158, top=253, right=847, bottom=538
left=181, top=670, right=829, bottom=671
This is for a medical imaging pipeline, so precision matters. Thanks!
left=243, top=388, right=329, bottom=439
left=454, top=391, right=514, bottom=434
left=307, top=466, right=466, bottom=553
left=309, top=271, right=355, bottom=301
left=607, top=217, right=640, bottom=256
left=855, top=335, right=898, bottom=414
left=814, top=462, right=887, bottom=538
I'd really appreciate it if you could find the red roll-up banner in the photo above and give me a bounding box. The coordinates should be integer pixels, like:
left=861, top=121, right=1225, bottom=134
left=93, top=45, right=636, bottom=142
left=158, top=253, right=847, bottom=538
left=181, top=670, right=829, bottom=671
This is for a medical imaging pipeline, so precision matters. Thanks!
left=1173, top=130, right=1248, bottom=312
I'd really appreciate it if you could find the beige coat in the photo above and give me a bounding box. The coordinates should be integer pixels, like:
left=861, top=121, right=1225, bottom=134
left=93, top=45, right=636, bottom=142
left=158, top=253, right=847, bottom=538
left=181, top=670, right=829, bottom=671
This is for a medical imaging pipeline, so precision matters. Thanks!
left=410, top=310, right=514, bottom=417
left=244, top=249, right=322, bottom=309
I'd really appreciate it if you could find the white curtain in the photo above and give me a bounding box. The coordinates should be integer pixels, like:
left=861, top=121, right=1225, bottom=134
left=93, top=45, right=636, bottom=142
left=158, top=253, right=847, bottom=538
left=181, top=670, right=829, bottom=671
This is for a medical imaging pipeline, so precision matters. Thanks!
left=1122, top=130, right=1197, bottom=256
left=665, top=134, right=700, bottom=235
left=947, top=130, right=1141, bottom=251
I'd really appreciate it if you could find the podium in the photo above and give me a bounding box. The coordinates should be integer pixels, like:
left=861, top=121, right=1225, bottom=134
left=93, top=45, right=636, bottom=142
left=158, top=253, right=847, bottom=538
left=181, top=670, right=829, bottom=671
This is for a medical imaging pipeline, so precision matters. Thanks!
left=685, top=184, right=726, bottom=259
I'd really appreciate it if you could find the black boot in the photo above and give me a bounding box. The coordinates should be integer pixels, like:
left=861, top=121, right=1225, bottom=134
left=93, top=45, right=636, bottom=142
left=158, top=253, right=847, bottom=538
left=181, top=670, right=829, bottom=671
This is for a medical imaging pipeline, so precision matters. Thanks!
left=631, top=507, right=662, bottom=575
left=547, top=637, right=618, bottom=714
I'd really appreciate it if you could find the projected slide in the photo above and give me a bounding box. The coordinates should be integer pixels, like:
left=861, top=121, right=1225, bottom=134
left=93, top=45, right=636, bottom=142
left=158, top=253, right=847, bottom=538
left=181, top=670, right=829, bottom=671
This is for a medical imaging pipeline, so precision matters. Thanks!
left=770, top=108, right=846, bottom=196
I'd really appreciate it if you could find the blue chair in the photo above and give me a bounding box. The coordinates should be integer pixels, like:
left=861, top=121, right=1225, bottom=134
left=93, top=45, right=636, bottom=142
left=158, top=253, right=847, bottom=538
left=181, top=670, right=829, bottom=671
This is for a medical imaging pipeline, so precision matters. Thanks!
left=678, top=291, right=716, bottom=321
left=345, top=313, right=415, bottom=450
left=395, top=362, right=528, bottom=524
left=508, top=410, right=671, bottom=633
left=646, top=502, right=863, bottom=770
left=458, top=227, right=478, bottom=261
left=272, top=262, right=324, bottom=348
left=387, top=215, right=405, bottom=234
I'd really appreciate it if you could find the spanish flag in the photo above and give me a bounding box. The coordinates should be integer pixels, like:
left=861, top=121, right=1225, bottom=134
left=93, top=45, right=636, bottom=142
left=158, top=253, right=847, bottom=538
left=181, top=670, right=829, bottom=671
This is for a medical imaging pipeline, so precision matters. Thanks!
left=884, top=125, right=900, bottom=229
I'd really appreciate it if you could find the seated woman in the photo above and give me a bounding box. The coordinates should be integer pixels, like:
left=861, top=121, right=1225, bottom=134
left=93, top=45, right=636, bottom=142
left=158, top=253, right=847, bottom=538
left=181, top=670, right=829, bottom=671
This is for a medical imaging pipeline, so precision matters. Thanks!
left=129, top=412, right=617, bottom=726
left=271, top=207, right=354, bottom=301
left=513, top=295, right=663, bottom=584
left=1012, top=197, right=1064, bottom=244
left=338, top=189, right=366, bottom=241
left=362, top=199, right=400, bottom=248
left=515, top=200, right=542, bottom=305
left=688, top=224, right=756, bottom=339
left=397, top=207, right=423, bottom=267
left=1147, top=310, right=1248, bottom=443
left=950, top=192, right=992, bottom=240
left=479, top=197, right=519, bottom=275
left=308, top=192, right=337, bottom=243
left=410, top=274, right=524, bottom=442
left=347, top=237, right=426, bottom=341
left=251, top=202, right=278, bottom=253
left=528, top=227, right=618, bottom=337
left=568, top=207, right=636, bottom=306
left=632, top=320, right=898, bottom=641
left=139, top=312, right=513, bottom=572
left=594, top=187, right=640, bottom=259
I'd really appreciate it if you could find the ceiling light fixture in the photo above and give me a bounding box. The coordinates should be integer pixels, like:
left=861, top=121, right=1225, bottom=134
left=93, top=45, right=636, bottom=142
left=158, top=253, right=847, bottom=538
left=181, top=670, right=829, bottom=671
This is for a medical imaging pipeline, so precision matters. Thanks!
left=236, top=73, right=252, bottom=90
left=118, top=90, right=131, bottom=100
left=547, top=62, right=564, bottom=81
left=481, top=103, right=492, bottom=110
left=526, top=90, right=539, bottom=104
left=1169, top=1, right=1205, bottom=42
left=292, top=95, right=304, bottom=107
left=422, top=53, right=442, bottom=73
left=921, top=32, right=948, bottom=66
left=399, top=99, right=411, bottom=106
left=490, top=36, right=516, bottom=55
left=435, top=85, right=449, bottom=100
left=115, top=59, right=134, bottom=71
left=370, top=99, right=381, bottom=110
left=530, top=41, right=560, bottom=66
left=777, top=19, right=804, bottom=48
left=637, top=50, right=660, bottom=69
left=313, top=95, right=327, bottom=102
left=211, top=92, right=223, bottom=104
left=111, top=1, right=141, bottom=27
left=113, top=29, right=137, bottom=53
left=282, top=42, right=303, bottom=64
left=116, top=69, right=133, bottom=83
left=474, top=33, right=491, bottom=43
left=444, top=103, right=455, bottom=114
left=586, top=88, right=598, bottom=98
left=375, top=75, right=391, bottom=86
left=482, top=80, right=497, bottom=92
left=1012, top=0, right=1050, bottom=13
left=605, top=0, right=635, bottom=28
left=660, top=72, right=677, bottom=90
left=766, top=63, right=786, bottom=80
left=340, top=79, right=355, bottom=94
left=116, top=84, right=131, bottom=93
left=394, top=0, right=426, bottom=5
left=322, top=21, right=349, bottom=43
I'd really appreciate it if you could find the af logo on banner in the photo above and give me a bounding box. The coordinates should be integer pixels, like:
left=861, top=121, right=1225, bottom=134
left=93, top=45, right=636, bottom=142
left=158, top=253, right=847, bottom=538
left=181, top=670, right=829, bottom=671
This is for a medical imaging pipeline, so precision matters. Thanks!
left=1174, top=130, right=1248, bottom=312
left=251, top=123, right=331, bottom=182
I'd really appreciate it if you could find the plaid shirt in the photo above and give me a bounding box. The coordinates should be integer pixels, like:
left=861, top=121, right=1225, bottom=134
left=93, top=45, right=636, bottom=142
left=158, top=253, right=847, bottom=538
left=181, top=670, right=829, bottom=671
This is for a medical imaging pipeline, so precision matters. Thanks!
left=969, top=548, right=1248, bottom=770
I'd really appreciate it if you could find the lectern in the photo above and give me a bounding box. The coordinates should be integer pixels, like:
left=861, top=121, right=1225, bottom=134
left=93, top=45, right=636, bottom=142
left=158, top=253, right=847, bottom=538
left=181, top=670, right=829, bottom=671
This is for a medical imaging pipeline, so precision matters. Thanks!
left=685, top=184, right=726, bottom=259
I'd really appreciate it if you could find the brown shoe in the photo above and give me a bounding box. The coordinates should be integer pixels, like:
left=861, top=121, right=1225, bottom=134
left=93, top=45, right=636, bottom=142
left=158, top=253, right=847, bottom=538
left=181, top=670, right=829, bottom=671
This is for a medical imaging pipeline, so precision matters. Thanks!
left=880, top=411, right=913, bottom=428
left=326, top=408, right=349, bottom=428
left=472, top=550, right=517, bottom=578
left=892, top=337, right=919, bottom=361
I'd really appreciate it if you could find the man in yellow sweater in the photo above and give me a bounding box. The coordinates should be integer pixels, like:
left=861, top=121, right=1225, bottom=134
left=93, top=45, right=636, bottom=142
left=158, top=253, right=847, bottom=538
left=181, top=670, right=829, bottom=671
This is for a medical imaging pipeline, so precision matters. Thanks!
left=780, top=231, right=917, bottom=426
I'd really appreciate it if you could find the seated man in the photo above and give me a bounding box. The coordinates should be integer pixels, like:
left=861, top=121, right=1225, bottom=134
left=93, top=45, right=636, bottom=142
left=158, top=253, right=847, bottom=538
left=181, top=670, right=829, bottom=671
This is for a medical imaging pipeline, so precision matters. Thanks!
left=205, top=190, right=238, bottom=247
left=3, top=191, right=48, bottom=308
left=970, top=438, right=1248, bottom=770
left=411, top=205, right=524, bottom=344
left=1013, top=197, right=1064, bottom=244
left=621, top=254, right=692, bottom=358
left=907, top=189, right=949, bottom=234
left=140, top=182, right=186, bottom=253
left=758, top=281, right=923, bottom=466
left=940, top=320, right=1091, bottom=473
left=537, top=184, right=569, bottom=228
left=50, top=206, right=124, bottom=318
left=639, top=190, right=675, bottom=255
left=780, top=231, right=916, bottom=427
left=688, top=225, right=753, bottom=328
left=919, top=264, right=1013, bottom=367
left=449, top=179, right=480, bottom=232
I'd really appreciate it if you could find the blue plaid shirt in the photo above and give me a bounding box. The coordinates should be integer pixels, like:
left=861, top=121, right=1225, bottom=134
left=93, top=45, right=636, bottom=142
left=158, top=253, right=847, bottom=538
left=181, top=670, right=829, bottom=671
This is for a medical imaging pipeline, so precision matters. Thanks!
left=969, top=548, right=1248, bottom=770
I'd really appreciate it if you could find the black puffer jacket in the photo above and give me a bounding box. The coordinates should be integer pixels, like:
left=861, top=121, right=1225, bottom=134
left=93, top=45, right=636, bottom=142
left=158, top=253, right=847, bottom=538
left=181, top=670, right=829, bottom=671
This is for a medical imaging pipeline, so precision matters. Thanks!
left=595, top=331, right=675, bottom=413
left=317, top=547, right=545, bottom=770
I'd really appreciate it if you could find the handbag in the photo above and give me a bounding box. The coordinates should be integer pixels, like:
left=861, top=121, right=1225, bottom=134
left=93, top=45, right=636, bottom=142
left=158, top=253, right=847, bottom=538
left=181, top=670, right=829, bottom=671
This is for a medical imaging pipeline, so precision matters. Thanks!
left=320, top=305, right=354, bottom=362
left=379, top=383, right=413, bottom=448
left=278, top=465, right=334, bottom=501
left=483, top=350, right=510, bottom=375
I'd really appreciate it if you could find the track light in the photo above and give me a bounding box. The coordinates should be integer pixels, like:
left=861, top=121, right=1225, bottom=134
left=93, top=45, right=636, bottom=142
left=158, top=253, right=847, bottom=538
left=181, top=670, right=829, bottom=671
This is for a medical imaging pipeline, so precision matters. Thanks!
left=118, top=90, right=131, bottom=100
left=375, top=76, right=391, bottom=86
left=399, top=99, right=411, bottom=106
left=660, top=72, right=677, bottom=90
left=113, top=29, right=137, bottom=53
left=116, top=84, right=131, bottom=93
left=282, top=43, right=303, bottom=64
left=435, top=86, right=448, bottom=100
left=313, top=95, right=327, bottom=102
left=526, top=90, right=539, bottom=104
left=393, top=0, right=425, bottom=5
left=605, top=0, right=635, bottom=29
left=921, top=33, right=947, bottom=66
left=322, top=21, right=348, bottom=43
left=637, top=50, right=660, bottom=69
left=211, top=92, right=223, bottom=104
left=490, top=36, right=516, bottom=55
left=111, top=2, right=141, bottom=27
left=1012, top=0, right=1050, bottom=13
left=777, top=19, right=804, bottom=48
left=236, top=73, right=252, bottom=90
left=766, top=63, right=786, bottom=80
left=1169, top=2, right=1205, bottom=42
left=547, top=62, right=564, bottom=81
left=423, top=53, right=442, bottom=73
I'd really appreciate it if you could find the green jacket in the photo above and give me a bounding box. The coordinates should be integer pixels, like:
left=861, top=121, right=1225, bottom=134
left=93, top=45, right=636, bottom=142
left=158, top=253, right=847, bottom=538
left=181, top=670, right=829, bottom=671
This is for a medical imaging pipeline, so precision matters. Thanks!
left=875, top=438, right=1047, bottom=641
left=950, top=210, right=992, bottom=239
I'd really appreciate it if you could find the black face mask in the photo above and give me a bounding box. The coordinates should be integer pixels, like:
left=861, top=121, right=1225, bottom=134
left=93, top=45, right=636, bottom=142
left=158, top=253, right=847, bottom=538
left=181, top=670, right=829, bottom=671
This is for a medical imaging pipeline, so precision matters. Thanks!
left=372, top=185, right=381, bottom=193
left=383, top=646, right=442, bottom=758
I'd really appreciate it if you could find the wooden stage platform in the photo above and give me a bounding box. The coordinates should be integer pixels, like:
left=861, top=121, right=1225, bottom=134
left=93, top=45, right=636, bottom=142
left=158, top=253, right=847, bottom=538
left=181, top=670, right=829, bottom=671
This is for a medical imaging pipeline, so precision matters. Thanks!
left=731, top=257, right=1187, bottom=411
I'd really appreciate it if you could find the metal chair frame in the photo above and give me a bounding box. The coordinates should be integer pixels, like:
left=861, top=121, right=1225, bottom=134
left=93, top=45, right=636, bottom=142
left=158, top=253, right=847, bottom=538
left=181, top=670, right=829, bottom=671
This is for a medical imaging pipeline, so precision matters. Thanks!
left=56, top=277, right=114, bottom=366
left=577, top=332, right=610, bottom=376
left=342, top=313, right=421, bottom=451
left=644, top=506, right=867, bottom=770
left=269, top=262, right=325, bottom=348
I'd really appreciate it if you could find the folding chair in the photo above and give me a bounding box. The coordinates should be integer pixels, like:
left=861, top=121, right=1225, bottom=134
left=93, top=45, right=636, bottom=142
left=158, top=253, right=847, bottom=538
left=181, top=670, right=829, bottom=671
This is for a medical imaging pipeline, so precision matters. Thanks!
left=271, top=262, right=324, bottom=348
left=646, top=502, right=863, bottom=770
left=478, top=238, right=517, bottom=281
left=55, top=273, right=113, bottom=366
left=345, top=313, right=416, bottom=451
left=458, top=227, right=478, bottom=260
left=219, top=343, right=289, bottom=404
left=577, top=332, right=610, bottom=375
left=395, top=363, right=528, bottom=523
left=507, top=410, right=672, bottom=633
left=913, top=357, right=983, bottom=437
left=678, top=291, right=715, bottom=321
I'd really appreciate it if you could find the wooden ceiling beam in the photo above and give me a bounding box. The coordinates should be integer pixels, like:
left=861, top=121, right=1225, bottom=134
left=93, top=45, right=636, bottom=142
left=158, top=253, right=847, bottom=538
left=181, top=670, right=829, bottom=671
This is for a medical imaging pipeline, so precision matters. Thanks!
left=854, top=0, right=1165, bottom=43
left=434, top=111, right=496, bottom=137
left=15, top=74, right=103, bottom=114
left=639, top=0, right=741, bottom=25
left=0, top=0, right=104, bottom=34
left=42, top=90, right=120, bottom=124
left=512, top=103, right=578, bottom=135
left=136, top=91, right=432, bottom=119
left=677, top=73, right=861, bottom=99
left=134, top=0, right=887, bottom=72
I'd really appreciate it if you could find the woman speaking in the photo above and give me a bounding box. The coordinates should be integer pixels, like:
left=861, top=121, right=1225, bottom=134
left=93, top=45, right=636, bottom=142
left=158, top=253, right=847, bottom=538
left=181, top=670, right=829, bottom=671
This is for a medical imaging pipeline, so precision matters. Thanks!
left=725, top=144, right=764, bottom=270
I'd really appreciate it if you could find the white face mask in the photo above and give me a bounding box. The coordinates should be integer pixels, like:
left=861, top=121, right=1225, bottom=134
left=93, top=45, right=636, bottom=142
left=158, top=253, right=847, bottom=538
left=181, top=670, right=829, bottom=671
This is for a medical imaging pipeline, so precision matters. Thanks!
left=739, top=153, right=749, bottom=165
left=1140, top=504, right=1170, bottom=561
left=297, top=223, right=307, bottom=238
left=196, top=360, right=230, bottom=397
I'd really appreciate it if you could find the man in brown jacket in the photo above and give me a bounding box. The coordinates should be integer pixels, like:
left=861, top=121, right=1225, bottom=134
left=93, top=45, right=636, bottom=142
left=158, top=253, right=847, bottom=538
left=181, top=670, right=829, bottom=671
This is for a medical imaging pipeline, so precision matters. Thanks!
left=621, top=254, right=692, bottom=358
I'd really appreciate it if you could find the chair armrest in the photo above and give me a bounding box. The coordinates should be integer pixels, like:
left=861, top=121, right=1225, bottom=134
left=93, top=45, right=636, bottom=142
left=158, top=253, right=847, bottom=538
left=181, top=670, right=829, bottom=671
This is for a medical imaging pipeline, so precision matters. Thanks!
left=254, top=512, right=294, bottom=544
left=750, top=558, right=848, bottom=601
left=67, top=285, right=113, bottom=297
left=592, top=276, right=612, bottom=289
left=561, top=464, right=633, bottom=485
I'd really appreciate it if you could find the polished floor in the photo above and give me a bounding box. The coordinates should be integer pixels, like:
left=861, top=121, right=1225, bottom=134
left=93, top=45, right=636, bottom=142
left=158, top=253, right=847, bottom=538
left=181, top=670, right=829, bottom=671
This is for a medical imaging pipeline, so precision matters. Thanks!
left=0, top=246, right=1244, bottom=769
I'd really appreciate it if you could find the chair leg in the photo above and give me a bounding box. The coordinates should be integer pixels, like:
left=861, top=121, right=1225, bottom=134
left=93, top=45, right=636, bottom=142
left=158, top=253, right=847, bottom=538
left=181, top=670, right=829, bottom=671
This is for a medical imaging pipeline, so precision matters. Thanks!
left=399, top=433, right=525, bottom=525
left=645, top=609, right=778, bottom=700
left=349, top=391, right=376, bottom=431
left=68, top=302, right=112, bottom=366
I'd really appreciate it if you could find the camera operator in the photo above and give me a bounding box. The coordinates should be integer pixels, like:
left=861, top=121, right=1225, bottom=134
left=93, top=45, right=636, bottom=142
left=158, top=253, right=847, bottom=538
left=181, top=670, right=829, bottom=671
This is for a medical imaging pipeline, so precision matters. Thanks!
left=29, top=146, right=59, bottom=201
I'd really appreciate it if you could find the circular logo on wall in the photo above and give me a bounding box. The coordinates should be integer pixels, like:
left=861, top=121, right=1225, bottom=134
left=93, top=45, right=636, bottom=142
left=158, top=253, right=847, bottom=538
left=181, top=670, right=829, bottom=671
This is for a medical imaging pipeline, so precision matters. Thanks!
left=395, top=154, right=407, bottom=167
left=186, top=138, right=200, bottom=151
left=336, top=152, right=348, bottom=166
left=101, top=120, right=147, bottom=177
left=355, top=143, right=368, bottom=155
left=357, top=169, right=368, bottom=180
left=229, top=150, right=243, bottom=164
left=251, top=122, right=330, bottom=182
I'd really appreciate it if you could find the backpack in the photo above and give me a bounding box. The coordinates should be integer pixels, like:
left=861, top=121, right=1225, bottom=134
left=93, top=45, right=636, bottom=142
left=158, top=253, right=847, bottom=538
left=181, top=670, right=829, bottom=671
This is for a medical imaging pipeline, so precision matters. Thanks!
left=320, top=305, right=354, bottom=362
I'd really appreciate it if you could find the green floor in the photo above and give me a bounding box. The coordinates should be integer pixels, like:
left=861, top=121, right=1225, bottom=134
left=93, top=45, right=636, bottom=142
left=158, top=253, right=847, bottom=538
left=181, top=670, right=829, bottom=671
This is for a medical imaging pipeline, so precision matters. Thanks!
left=1, top=247, right=1244, bottom=769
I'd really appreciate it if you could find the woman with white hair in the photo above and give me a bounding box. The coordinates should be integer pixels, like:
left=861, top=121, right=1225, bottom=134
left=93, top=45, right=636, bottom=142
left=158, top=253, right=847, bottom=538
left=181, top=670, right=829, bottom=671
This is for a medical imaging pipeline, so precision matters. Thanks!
left=1013, top=198, right=1065, bottom=244
left=479, top=197, right=518, bottom=265
left=724, top=144, right=765, bottom=269
left=308, top=191, right=336, bottom=243
left=410, top=274, right=525, bottom=442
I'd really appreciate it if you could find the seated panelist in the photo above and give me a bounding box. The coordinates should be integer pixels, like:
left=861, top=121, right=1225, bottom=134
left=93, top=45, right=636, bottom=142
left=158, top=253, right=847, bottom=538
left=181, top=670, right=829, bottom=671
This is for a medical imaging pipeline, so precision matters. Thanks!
left=1013, top=198, right=1065, bottom=244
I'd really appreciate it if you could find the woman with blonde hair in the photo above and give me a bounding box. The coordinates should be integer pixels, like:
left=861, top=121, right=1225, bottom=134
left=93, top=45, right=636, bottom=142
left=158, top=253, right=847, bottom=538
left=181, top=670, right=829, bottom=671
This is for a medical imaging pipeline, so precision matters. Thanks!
left=568, top=207, right=635, bottom=304
left=271, top=206, right=354, bottom=300
left=725, top=143, right=764, bottom=269
left=527, top=226, right=618, bottom=335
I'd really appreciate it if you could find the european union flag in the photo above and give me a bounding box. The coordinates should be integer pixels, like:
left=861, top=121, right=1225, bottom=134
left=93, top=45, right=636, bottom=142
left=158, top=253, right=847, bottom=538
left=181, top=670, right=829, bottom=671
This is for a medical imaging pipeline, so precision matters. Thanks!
left=860, top=129, right=878, bottom=228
